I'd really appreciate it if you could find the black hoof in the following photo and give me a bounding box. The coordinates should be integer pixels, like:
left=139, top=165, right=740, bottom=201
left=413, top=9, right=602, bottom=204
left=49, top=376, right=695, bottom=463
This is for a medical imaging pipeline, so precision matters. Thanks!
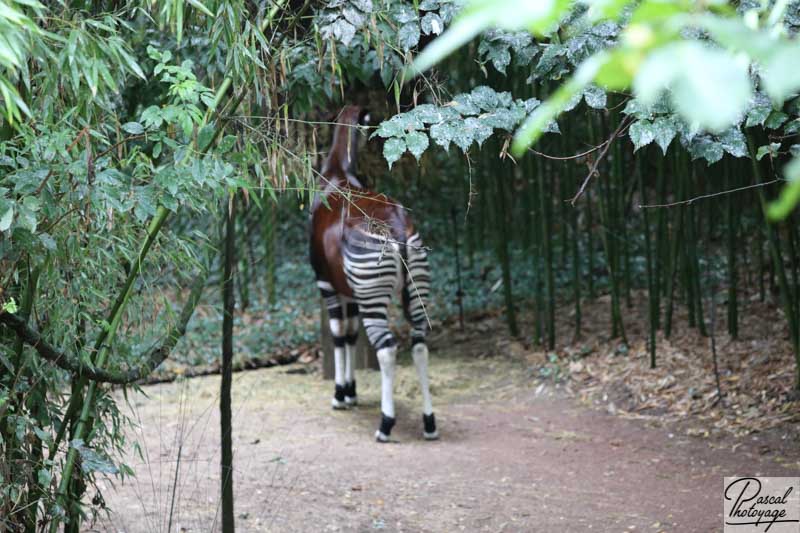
left=423, top=413, right=439, bottom=440
left=345, top=381, right=357, bottom=405
left=332, top=384, right=347, bottom=410
left=375, top=412, right=395, bottom=442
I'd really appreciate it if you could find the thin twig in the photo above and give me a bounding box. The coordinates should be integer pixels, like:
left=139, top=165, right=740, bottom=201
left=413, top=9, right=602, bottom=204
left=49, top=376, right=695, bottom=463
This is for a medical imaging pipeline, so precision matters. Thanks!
left=639, top=179, right=784, bottom=208
left=529, top=140, right=608, bottom=161
left=569, top=116, right=633, bottom=206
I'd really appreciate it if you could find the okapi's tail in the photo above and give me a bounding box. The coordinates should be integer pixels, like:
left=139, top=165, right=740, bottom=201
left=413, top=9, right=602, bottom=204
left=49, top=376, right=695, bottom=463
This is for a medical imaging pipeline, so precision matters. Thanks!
left=400, top=235, right=412, bottom=324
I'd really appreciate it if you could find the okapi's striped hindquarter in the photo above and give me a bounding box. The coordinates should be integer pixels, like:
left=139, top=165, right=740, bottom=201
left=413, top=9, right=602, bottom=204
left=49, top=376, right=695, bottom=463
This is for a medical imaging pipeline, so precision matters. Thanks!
left=309, top=106, right=437, bottom=442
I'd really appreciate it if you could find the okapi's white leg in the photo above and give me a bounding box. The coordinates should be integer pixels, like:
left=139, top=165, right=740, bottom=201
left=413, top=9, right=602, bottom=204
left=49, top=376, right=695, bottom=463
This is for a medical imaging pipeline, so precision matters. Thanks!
left=363, top=313, right=398, bottom=442
left=404, top=233, right=437, bottom=440
left=375, top=344, right=398, bottom=442
left=319, top=281, right=348, bottom=410
left=412, top=343, right=438, bottom=440
left=343, top=300, right=359, bottom=405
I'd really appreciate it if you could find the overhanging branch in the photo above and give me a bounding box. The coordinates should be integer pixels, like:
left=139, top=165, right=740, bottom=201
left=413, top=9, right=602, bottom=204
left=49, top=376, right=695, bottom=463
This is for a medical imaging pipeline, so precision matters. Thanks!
left=0, top=272, right=207, bottom=384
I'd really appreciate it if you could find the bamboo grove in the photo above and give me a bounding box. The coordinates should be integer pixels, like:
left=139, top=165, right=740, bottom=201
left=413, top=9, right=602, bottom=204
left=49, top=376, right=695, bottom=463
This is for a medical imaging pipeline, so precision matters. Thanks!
left=449, top=83, right=800, bottom=383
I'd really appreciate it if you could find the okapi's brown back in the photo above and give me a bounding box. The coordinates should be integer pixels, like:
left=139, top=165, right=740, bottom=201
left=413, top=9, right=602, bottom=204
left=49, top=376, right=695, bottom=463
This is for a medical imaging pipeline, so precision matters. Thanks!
left=310, top=186, right=412, bottom=297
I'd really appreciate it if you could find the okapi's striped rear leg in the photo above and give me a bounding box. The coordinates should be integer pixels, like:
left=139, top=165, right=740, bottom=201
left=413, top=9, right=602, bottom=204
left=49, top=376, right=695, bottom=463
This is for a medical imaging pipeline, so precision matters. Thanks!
left=405, top=233, right=438, bottom=440
left=319, top=280, right=352, bottom=409
left=362, top=313, right=398, bottom=442
left=342, top=299, right=359, bottom=406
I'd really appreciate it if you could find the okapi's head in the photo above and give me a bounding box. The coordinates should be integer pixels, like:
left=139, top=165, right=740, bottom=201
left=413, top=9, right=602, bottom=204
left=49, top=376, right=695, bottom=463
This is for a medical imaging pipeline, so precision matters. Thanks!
left=321, top=105, right=371, bottom=186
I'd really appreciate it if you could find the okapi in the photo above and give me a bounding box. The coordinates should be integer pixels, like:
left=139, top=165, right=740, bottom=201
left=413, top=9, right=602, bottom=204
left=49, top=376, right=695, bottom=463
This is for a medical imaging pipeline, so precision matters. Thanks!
left=309, top=105, right=438, bottom=442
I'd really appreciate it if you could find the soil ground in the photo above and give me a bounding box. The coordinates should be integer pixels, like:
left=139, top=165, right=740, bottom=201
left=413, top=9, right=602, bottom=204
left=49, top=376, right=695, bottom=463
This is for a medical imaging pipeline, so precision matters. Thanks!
left=87, top=324, right=800, bottom=533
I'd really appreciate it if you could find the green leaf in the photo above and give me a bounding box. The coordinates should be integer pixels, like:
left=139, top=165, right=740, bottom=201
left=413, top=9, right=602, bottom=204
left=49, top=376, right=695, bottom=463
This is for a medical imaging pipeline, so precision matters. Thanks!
left=452, top=124, right=475, bottom=151
left=197, top=124, right=215, bottom=151
left=0, top=206, right=13, bottom=232
left=764, top=111, right=789, bottom=129
left=1, top=298, right=17, bottom=314
left=343, top=6, right=367, bottom=28
left=718, top=127, right=747, bottom=158
left=629, top=120, right=655, bottom=151
left=688, top=136, right=724, bottom=164
left=583, top=84, right=607, bottom=109
left=37, top=468, right=51, bottom=487
left=70, top=439, right=119, bottom=474
left=651, top=116, right=677, bottom=154
left=219, top=135, right=237, bottom=153
left=121, top=122, right=145, bottom=135
left=39, top=233, right=56, bottom=250
left=332, top=19, right=357, bottom=46
left=744, top=92, right=772, bottom=128
left=463, top=116, right=493, bottom=146
left=185, top=0, right=213, bottom=17
left=405, top=131, right=429, bottom=160
left=398, top=23, right=421, bottom=50
left=383, top=137, right=406, bottom=168
left=430, top=121, right=456, bottom=150
left=756, top=143, right=781, bottom=161
left=374, top=117, right=406, bottom=138
left=421, top=12, right=444, bottom=35
left=22, top=196, right=39, bottom=212
left=478, top=31, right=520, bottom=74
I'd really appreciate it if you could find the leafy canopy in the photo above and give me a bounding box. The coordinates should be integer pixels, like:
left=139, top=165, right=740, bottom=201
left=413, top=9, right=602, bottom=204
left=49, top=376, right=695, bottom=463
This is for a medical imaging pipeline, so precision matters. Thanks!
left=405, top=0, right=800, bottom=218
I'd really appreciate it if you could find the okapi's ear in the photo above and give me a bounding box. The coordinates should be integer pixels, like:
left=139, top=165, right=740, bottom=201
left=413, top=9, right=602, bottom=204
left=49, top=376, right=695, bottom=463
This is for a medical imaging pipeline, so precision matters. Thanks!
left=358, top=108, right=371, bottom=126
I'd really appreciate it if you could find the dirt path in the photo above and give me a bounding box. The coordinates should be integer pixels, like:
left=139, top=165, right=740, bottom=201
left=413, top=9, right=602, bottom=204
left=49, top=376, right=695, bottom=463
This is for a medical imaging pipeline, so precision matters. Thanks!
left=90, top=336, right=800, bottom=533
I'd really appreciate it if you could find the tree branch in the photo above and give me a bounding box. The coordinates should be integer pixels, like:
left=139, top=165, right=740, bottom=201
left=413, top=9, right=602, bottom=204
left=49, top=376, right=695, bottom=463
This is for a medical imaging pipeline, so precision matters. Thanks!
left=569, top=116, right=633, bottom=206
left=0, top=272, right=207, bottom=384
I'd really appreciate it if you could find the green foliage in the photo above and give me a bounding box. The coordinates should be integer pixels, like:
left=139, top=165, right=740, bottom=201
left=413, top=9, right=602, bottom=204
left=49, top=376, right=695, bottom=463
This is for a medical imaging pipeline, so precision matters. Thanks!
left=0, top=0, right=326, bottom=527
left=373, top=86, right=558, bottom=163
left=0, top=0, right=43, bottom=122
left=478, top=30, right=537, bottom=74
left=403, top=0, right=800, bottom=216
left=310, top=0, right=458, bottom=102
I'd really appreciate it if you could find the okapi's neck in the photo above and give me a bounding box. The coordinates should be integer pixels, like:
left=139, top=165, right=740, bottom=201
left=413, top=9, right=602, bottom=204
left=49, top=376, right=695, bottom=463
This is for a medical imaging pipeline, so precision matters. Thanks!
left=321, top=106, right=363, bottom=187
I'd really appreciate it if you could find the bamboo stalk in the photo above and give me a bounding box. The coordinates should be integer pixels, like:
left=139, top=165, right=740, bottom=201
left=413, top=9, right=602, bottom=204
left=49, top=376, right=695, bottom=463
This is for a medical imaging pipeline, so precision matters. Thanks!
left=586, top=184, right=595, bottom=299
left=263, top=198, right=277, bottom=306
left=638, top=152, right=657, bottom=368
left=538, top=153, right=556, bottom=348
left=221, top=194, right=236, bottom=533
left=725, top=158, right=738, bottom=338
left=687, top=163, right=707, bottom=336
left=654, top=152, right=667, bottom=329
left=52, top=206, right=169, bottom=528
left=664, top=150, right=683, bottom=338
left=747, top=133, right=800, bottom=389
